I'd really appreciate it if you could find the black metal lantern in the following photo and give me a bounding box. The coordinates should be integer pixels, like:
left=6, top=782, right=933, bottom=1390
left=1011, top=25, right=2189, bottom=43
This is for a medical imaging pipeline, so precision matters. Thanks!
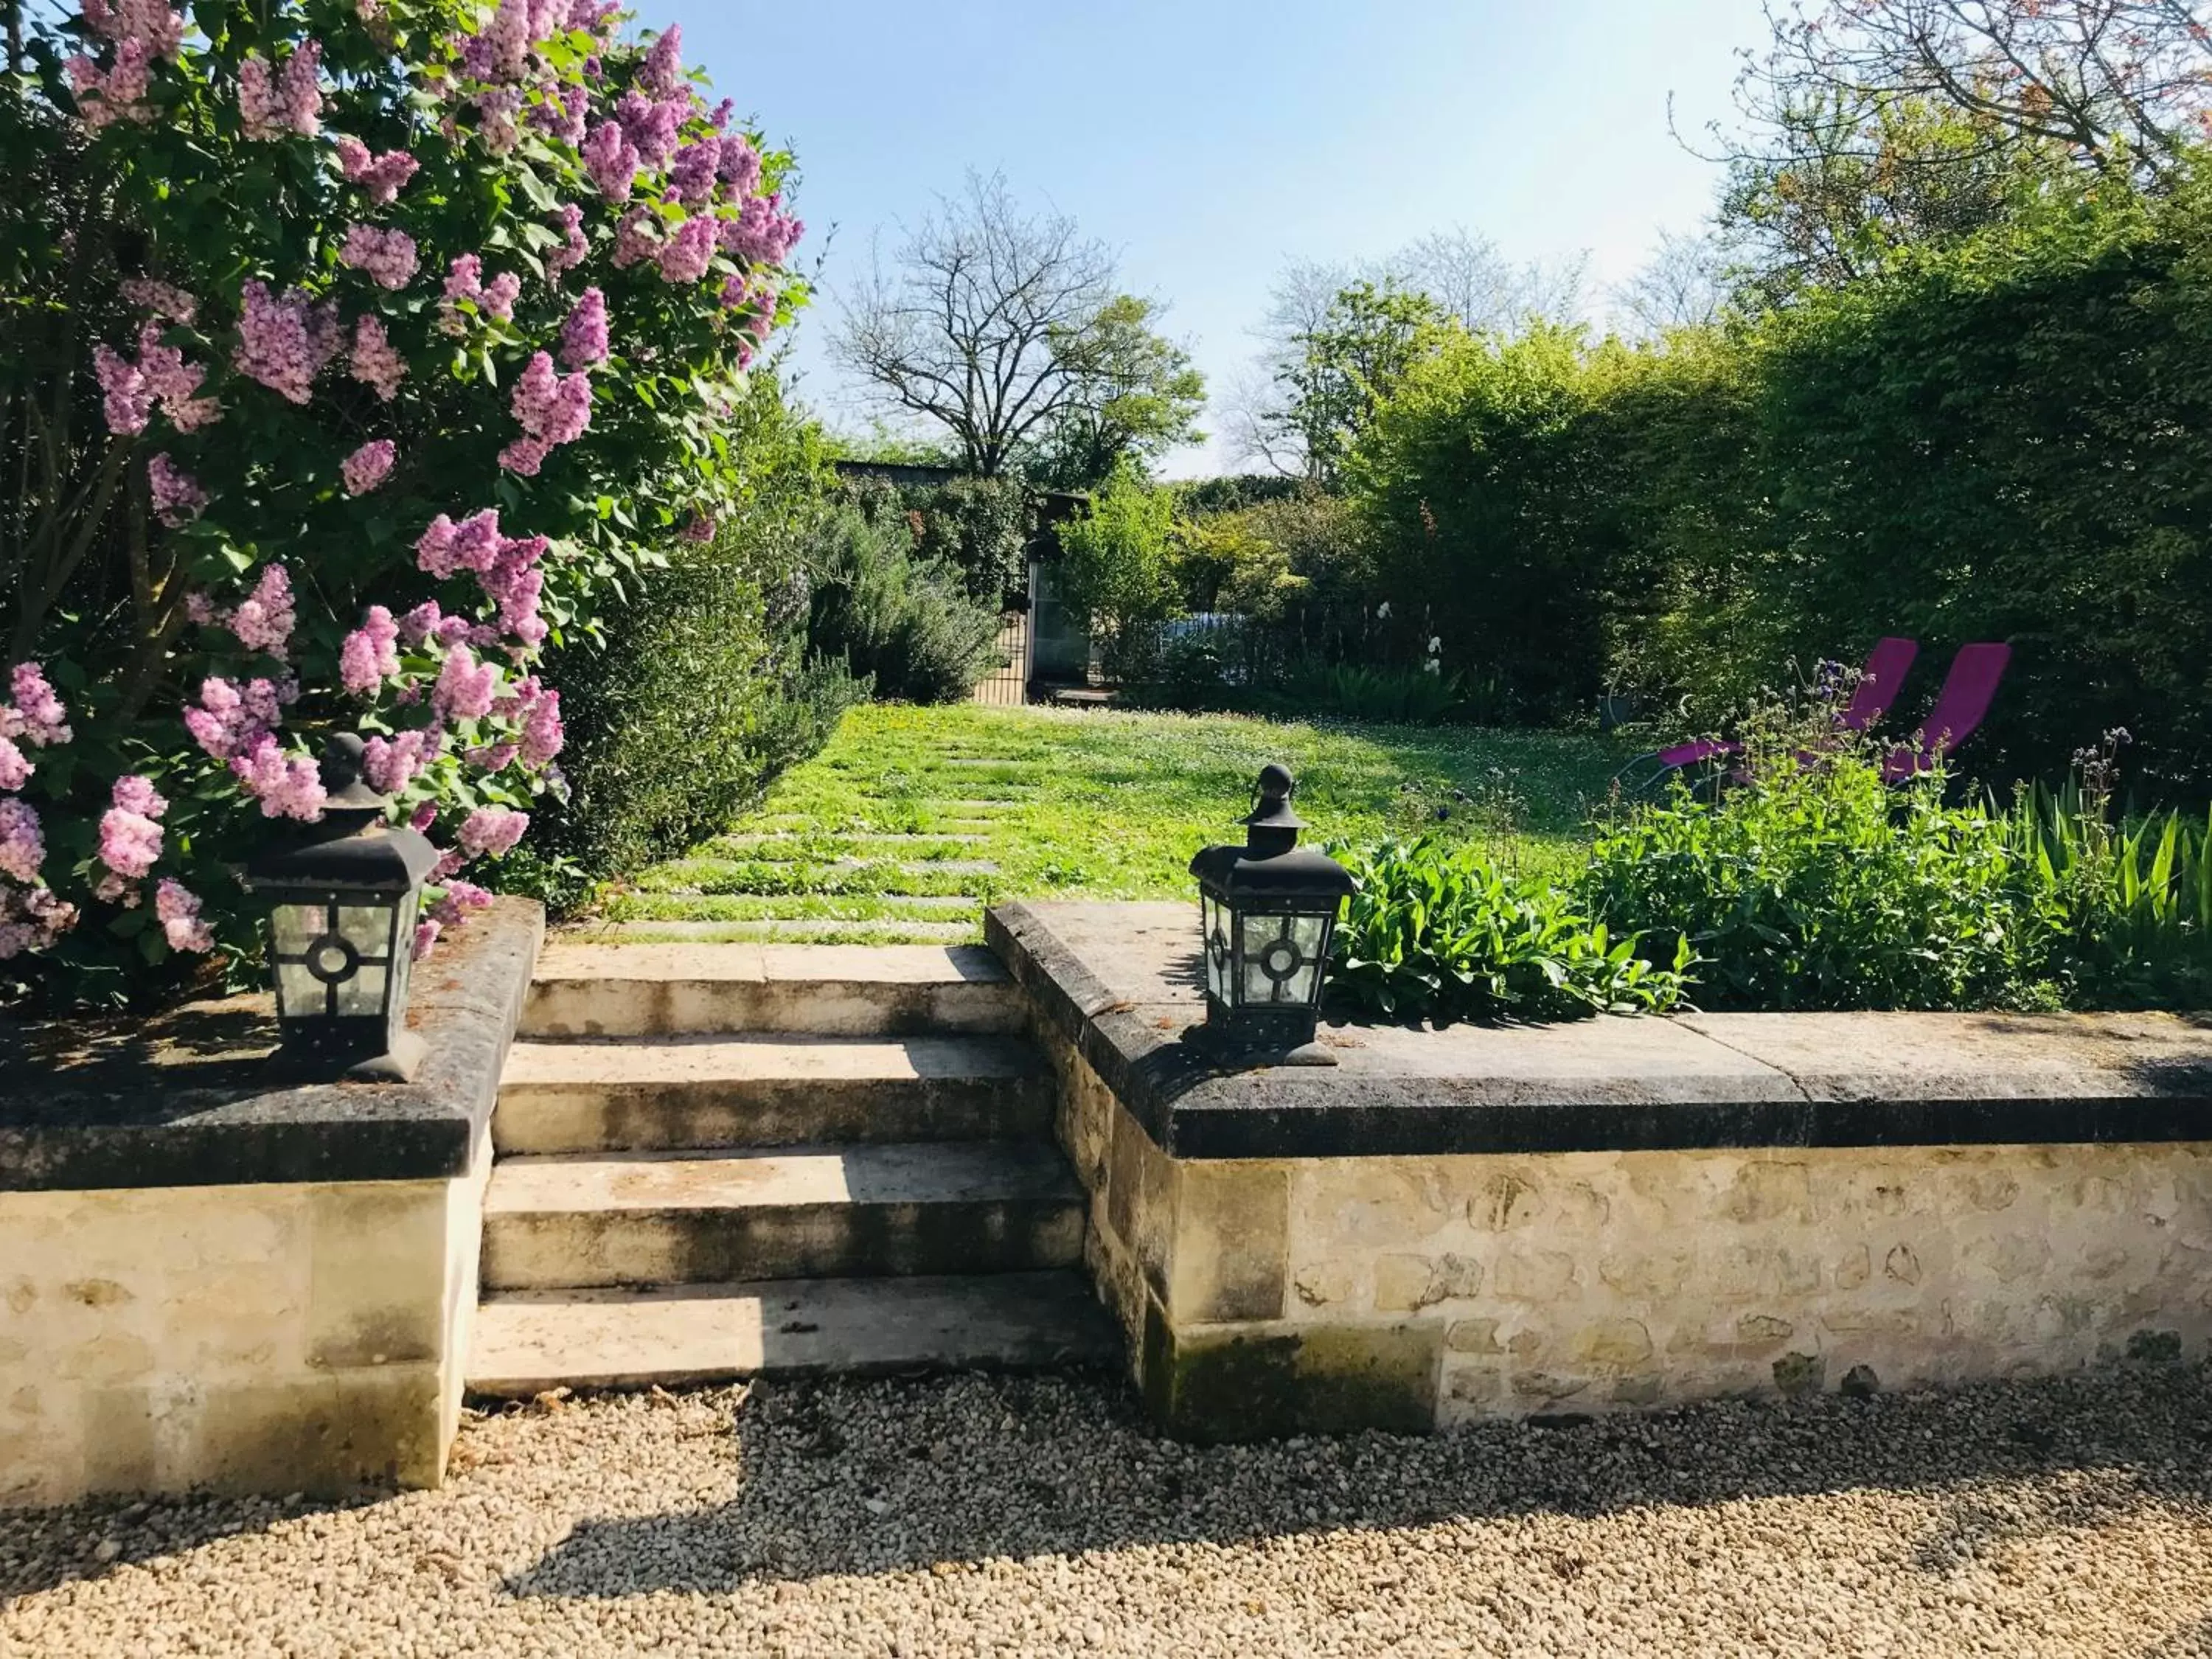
left=1187, top=763, right=1356, bottom=1066
left=243, top=733, right=439, bottom=1082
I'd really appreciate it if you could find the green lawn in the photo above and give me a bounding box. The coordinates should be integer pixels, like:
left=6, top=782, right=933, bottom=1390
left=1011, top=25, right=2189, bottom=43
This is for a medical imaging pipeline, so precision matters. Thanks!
left=593, top=703, right=1634, bottom=943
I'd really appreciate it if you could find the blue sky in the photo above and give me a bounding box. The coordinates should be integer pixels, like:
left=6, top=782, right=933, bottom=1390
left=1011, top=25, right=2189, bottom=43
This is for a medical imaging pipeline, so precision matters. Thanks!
left=660, top=0, right=1775, bottom=473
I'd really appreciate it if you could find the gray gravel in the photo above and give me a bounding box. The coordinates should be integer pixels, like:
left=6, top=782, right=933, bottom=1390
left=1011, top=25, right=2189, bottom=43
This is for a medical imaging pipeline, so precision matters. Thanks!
left=9, top=1361, right=2212, bottom=1657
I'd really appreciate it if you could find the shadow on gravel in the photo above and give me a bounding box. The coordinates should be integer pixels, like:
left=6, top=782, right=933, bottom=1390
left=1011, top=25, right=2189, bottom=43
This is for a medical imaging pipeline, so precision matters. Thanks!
left=0, top=1491, right=387, bottom=1603
left=504, top=1358, right=2212, bottom=1600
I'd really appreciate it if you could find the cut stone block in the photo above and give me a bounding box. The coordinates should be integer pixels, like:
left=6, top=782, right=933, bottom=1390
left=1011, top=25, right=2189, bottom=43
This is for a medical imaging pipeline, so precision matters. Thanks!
left=523, top=943, right=1021, bottom=1038
left=467, top=1271, right=1118, bottom=1395
left=481, top=1141, right=1085, bottom=1290
left=495, top=1033, right=1051, bottom=1154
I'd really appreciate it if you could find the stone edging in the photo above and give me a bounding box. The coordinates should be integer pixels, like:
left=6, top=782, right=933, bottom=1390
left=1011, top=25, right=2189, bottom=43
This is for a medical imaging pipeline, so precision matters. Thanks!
left=0, top=897, right=543, bottom=1192
left=987, top=899, right=2212, bottom=1161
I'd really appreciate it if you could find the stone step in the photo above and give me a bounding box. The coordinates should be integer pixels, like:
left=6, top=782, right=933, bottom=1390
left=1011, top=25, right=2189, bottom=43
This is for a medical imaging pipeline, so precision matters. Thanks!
left=480, top=1142, right=1085, bottom=1291
left=495, top=1033, right=1050, bottom=1155
left=523, top=943, right=1022, bottom=1038
left=467, top=1272, right=1119, bottom=1396
left=708, top=832, right=988, bottom=854
left=580, top=919, right=978, bottom=945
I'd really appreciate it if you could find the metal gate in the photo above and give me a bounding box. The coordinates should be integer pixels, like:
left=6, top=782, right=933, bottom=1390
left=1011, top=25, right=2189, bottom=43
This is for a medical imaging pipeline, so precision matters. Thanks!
left=973, top=608, right=1030, bottom=706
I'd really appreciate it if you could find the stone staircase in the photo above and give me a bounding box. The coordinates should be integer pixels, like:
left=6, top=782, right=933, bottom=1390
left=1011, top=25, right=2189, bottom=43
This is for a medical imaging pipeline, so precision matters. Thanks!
left=466, top=942, right=1116, bottom=1397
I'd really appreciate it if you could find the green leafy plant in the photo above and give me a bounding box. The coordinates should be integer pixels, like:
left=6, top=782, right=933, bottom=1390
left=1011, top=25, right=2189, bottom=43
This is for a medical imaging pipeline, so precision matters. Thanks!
left=1329, top=837, right=1691, bottom=1024
left=804, top=507, right=1004, bottom=703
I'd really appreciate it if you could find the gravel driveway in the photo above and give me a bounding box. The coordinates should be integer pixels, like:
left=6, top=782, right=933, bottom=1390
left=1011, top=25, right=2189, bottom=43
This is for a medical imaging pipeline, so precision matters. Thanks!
left=7, top=1360, right=2212, bottom=1657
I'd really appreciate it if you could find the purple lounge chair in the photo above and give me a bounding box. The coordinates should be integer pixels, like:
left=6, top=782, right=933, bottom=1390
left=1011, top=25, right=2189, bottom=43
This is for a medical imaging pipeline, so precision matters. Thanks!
left=1653, top=636, right=1922, bottom=771
left=1879, top=642, right=2011, bottom=782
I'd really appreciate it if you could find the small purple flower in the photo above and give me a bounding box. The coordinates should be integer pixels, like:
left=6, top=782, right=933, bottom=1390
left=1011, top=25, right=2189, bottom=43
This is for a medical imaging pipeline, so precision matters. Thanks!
left=560, top=286, right=608, bottom=369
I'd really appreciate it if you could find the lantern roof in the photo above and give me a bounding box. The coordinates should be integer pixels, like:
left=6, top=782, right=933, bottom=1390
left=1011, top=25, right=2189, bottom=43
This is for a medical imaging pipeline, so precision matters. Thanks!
left=243, top=734, right=439, bottom=894
left=1190, top=841, right=1357, bottom=900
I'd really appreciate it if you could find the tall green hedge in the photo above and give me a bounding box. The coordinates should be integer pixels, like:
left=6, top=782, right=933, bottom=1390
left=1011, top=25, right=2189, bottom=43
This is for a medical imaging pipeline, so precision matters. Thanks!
left=1349, top=159, right=2212, bottom=788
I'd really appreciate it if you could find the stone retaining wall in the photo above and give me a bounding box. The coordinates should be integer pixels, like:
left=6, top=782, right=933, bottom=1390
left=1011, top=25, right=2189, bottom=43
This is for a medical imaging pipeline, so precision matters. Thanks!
left=0, top=899, right=540, bottom=1506
left=997, top=900, right=2212, bottom=1440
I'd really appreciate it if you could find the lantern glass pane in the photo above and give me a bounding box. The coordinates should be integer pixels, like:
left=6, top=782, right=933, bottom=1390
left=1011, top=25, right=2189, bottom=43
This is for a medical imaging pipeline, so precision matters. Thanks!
left=1242, top=912, right=1307, bottom=1006
left=273, top=954, right=324, bottom=1020
left=335, top=902, right=395, bottom=960
left=333, top=960, right=388, bottom=1018
left=1200, top=894, right=1233, bottom=1002
left=1285, top=911, right=1329, bottom=1004
left=271, top=901, right=324, bottom=956
left=387, top=891, right=420, bottom=1022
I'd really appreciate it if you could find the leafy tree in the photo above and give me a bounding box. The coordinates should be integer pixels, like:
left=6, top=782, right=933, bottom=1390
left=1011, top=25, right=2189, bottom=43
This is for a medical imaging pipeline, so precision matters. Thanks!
left=1022, top=295, right=1206, bottom=490
left=832, top=173, right=1203, bottom=481
left=1259, top=281, right=1455, bottom=487
left=1052, top=465, right=1181, bottom=675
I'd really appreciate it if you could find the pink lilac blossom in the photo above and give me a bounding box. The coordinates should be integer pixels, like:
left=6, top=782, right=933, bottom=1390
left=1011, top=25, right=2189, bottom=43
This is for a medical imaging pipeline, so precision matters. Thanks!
left=416, top=509, right=506, bottom=579
left=147, top=453, right=206, bottom=526
left=119, top=276, right=197, bottom=323
left=428, top=878, right=495, bottom=929
left=615, top=90, right=684, bottom=170
left=412, top=918, right=442, bottom=959
left=66, top=38, right=155, bottom=128
left=97, top=774, right=167, bottom=880
left=680, top=512, right=715, bottom=543
left=439, top=255, right=519, bottom=333
left=458, top=807, right=528, bottom=860
left=362, top=728, right=430, bottom=794
left=3, top=664, right=71, bottom=748
left=94, top=344, right=153, bottom=434
left=181, top=675, right=287, bottom=761
left=481, top=271, right=521, bottom=320
left=83, top=0, right=185, bottom=59
left=656, top=215, right=717, bottom=285
left=559, top=286, right=608, bottom=368
left=0, top=800, right=43, bottom=883
left=639, top=24, right=684, bottom=97
left=155, top=878, right=214, bottom=952
left=230, top=732, right=327, bottom=820
left=338, top=224, right=419, bottom=290
left=349, top=315, right=406, bottom=401
left=133, top=321, right=220, bottom=431
left=611, top=208, right=658, bottom=269
left=475, top=86, right=523, bottom=154
left=237, top=40, right=323, bottom=141
left=580, top=119, right=638, bottom=204
left=433, top=644, right=498, bottom=723
left=225, top=564, right=296, bottom=658
left=0, top=740, right=29, bottom=792
left=342, top=439, right=396, bottom=495
left=465, top=740, right=519, bottom=771
left=722, top=195, right=804, bottom=266
left=667, top=139, right=719, bottom=204
left=338, top=605, right=403, bottom=694
left=409, top=801, right=438, bottom=832
left=481, top=535, right=548, bottom=642
left=519, top=685, right=564, bottom=766
left=529, top=86, right=588, bottom=148
left=397, top=599, right=445, bottom=647
left=717, top=133, right=763, bottom=198
left=545, top=202, right=588, bottom=280
left=0, top=882, right=77, bottom=958
left=335, top=136, right=420, bottom=205
left=501, top=352, right=591, bottom=475
left=234, top=281, right=339, bottom=404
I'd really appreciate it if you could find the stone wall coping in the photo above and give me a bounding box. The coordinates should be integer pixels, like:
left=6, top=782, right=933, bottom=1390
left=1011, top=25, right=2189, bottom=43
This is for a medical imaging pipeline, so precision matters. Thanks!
left=0, top=897, right=543, bottom=1192
left=987, top=899, right=2212, bottom=1160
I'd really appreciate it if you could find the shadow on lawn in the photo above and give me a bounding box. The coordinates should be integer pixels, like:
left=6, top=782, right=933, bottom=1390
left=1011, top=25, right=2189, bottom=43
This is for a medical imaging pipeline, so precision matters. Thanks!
left=503, top=1358, right=2212, bottom=1599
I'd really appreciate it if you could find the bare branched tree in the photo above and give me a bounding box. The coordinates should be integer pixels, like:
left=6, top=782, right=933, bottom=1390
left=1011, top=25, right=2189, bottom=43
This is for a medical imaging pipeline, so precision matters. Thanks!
left=1395, top=228, right=1589, bottom=333
left=1745, top=0, right=2212, bottom=179
left=1615, top=229, right=1732, bottom=335
left=832, top=171, right=1116, bottom=477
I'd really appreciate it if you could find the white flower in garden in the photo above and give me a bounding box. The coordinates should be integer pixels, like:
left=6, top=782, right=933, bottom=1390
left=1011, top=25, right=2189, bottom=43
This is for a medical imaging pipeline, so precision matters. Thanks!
left=1375, top=601, right=1391, bottom=619
left=1428, top=636, right=1442, bottom=654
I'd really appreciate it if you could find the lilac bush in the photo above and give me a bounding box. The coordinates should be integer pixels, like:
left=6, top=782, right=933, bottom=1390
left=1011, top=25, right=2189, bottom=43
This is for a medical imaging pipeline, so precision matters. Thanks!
left=1, top=0, right=806, bottom=1000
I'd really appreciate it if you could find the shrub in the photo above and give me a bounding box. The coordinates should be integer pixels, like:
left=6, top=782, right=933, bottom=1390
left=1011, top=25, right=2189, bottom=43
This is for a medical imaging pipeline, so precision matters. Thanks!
left=1, top=1, right=807, bottom=1001
left=525, top=378, right=858, bottom=908
left=1581, top=748, right=2063, bottom=1011
left=844, top=472, right=1033, bottom=605
left=1329, top=838, right=1691, bottom=1024
left=1053, top=465, right=1182, bottom=679
left=804, top=508, right=1004, bottom=703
